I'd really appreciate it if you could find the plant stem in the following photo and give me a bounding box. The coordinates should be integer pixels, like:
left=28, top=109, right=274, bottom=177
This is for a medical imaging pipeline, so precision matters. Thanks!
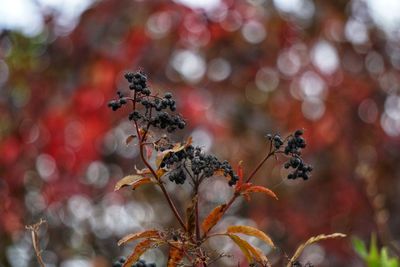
left=201, top=150, right=275, bottom=239
left=134, top=121, right=187, bottom=232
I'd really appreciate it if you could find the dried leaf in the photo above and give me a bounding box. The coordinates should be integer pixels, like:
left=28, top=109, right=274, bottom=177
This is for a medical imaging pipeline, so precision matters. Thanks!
left=201, top=204, right=226, bottom=234
left=135, top=166, right=152, bottom=175
left=123, top=239, right=155, bottom=267
left=132, top=178, right=154, bottom=190
left=114, top=175, right=153, bottom=191
left=126, top=135, right=137, bottom=145
left=228, top=234, right=253, bottom=263
left=227, top=225, right=274, bottom=247
left=186, top=195, right=197, bottom=236
left=118, top=230, right=161, bottom=246
left=287, top=233, right=346, bottom=267
left=228, top=234, right=271, bottom=267
left=167, top=245, right=184, bottom=267
left=243, top=185, right=278, bottom=200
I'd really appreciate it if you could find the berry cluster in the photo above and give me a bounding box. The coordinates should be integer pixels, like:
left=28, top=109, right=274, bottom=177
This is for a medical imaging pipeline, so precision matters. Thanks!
left=267, top=130, right=313, bottom=180
left=108, top=71, right=185, bottom=133
left=112, top=257, right=156, bottom=267
left=160, top=145, right=239, bottom=186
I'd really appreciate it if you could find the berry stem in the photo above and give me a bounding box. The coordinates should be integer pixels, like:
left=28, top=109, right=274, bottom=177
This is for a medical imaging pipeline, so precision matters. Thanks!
left=201, top=149, right=276, bottom=239
left=132, top=92, right=187, bottom=232
left=245, top=150, right=275, bottom=183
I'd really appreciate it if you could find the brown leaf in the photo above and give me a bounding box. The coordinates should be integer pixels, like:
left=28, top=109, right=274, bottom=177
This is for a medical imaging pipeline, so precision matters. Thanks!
left=114, top=175, right=153, bottom=191
left=201, top=204, right=226, bottom=234
left=118, top=230, right=161, bottom=246
left=186, top=195, right=198, bottom=236
left=123, top=239, right=155, bottom=267
left=243, top=185, right=278, bottom=200
left=125, top=135, right=137, bottom=145
left=167, top=245, right=184, bottom=267
left=227, top=225, right=274, bottom=247
left=287, top=233, right=346, bottom=267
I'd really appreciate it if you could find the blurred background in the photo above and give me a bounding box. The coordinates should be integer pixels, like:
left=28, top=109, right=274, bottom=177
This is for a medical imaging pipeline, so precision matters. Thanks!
left=1, top=0, right=400, bottom=266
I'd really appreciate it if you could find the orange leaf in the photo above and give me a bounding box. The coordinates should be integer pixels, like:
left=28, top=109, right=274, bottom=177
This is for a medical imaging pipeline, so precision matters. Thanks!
left=118, top=230, right=161, bottom=246
left=228, top=234, right=271, bottom=266
left=201, top=204, right=226, bottom=234
left=114, top=175, right=153, bottom=191
left=167, top=245, right=184, bottom=267
left=123, top=239, right=155, bottom=267
left=227, top=225, right=274, bottom=247
left=243, top=185, right=278, bottom=200
left=228, top=234, right=253, bottom=263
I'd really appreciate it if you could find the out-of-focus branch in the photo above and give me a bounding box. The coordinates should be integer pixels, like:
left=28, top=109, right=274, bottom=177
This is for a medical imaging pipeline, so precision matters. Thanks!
left=26, top=218, right=47, bottom=267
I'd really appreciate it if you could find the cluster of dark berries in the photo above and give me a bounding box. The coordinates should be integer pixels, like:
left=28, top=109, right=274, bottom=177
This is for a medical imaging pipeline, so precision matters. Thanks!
left=267, top=130, right=313, bottom=180
left=108, top=91, right=127, bottom=111
left=125, top=71, right=151, bottom=95
left=160, top=145, right=239, bottom=186
left=112, top=257, right=156, bottom=267
left=108, top=71, right=185, bottom=133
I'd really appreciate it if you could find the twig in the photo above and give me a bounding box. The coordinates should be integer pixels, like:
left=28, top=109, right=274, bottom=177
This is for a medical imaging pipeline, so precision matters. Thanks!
left=26, top=219, right=47, bottom=267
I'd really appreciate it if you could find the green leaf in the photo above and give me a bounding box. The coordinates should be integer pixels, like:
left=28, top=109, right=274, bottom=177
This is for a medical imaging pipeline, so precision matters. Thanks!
left=367, top=234, right=380, bottom=267
left=352, top=237, right=368, bottom=259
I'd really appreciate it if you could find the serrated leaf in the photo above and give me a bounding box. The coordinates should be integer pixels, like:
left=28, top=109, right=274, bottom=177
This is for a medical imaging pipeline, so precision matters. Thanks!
left=287, top=233, right=346, bottom=267
left=243, top=185, right=278, bottom=200
left=227, top=225, right=274, bottom=247
left=352, top=237, right=368, bottom=259
left=123, top=239, right=155, bottom=267
left=186, top=195, right=197, bottom=236
left=118, top=230, right=161, bottom=246
left=114, top=175, right=153, bottom=191
left=201, top=204, right=226, bottom=234
left=167, top=245, right=184, bottom=267
left=126, top=135, right=137, bottom=145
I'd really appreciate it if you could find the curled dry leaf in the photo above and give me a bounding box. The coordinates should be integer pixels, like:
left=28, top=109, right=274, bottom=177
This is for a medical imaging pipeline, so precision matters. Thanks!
left=227, top=225, right=274, bottom=247
left=201, top=204, right=226, bottom=235
left=228, top=234, right=271, bottom=267
left=114, top=175, right=154, bottom=191
left=287, top=233, right=346, bottom=267
left=118, top=229, right=161, bottom=246
left=243, top=185, right=278, bottom=200
left=123, top=239, right=157, bottom=267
